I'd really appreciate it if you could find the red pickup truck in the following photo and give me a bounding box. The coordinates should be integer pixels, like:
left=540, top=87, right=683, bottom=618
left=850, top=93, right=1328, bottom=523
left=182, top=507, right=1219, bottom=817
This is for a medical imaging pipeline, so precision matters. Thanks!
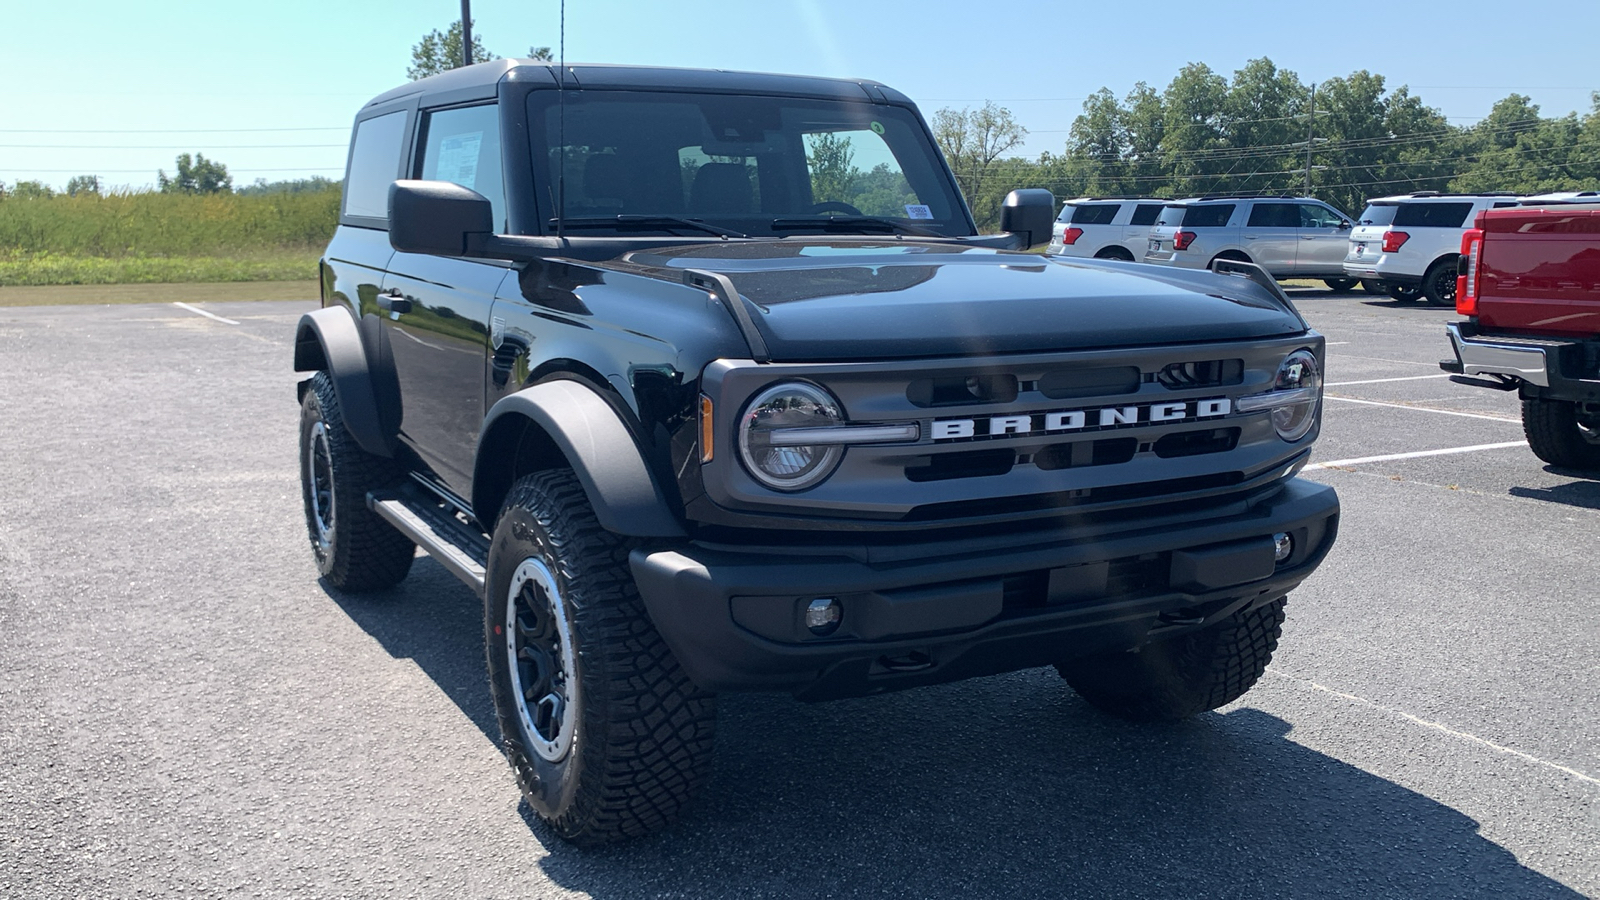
left=1442, top=200, right=1600, bottom=468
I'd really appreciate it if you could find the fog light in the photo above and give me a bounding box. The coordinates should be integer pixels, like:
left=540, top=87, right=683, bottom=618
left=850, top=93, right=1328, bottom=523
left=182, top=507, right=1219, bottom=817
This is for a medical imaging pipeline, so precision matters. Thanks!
left=1273, top=532, right=1293, bottom=563
left=805, top=598, right=842, bottom=635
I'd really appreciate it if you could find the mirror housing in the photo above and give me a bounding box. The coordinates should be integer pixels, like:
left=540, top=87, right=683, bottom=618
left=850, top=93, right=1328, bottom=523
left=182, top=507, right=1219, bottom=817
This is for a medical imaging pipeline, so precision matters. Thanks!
left=388, top=180, right=493, bottom=256
left=999, top=189, right=1056, bottom=250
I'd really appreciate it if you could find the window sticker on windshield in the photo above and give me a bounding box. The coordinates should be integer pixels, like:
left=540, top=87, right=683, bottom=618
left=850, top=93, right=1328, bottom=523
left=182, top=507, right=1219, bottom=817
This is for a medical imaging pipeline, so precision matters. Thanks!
left=435, top=132, right=483, bottom=189
left=870, top=121, right=885, bottom=136
left=905, top=204, right=933, bottom=219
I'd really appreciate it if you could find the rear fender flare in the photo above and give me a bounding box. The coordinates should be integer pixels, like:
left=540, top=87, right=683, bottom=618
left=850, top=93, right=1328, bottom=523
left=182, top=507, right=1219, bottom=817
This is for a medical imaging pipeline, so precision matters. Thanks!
left=293, top=307, right=393, bottom=457
left=474, top=380, right=685, bottom=538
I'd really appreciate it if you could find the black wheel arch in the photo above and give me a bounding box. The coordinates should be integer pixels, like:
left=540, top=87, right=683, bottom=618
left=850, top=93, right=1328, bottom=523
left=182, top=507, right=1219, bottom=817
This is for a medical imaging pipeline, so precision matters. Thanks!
left=473, top=380, right=686, bottom=538
left=293, top=306, right=395, bottom=458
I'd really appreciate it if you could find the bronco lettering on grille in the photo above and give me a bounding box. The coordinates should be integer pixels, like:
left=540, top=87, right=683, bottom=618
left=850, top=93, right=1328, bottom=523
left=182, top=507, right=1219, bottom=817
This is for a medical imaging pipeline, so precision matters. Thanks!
left=932, top=398, right=1232, bottom=441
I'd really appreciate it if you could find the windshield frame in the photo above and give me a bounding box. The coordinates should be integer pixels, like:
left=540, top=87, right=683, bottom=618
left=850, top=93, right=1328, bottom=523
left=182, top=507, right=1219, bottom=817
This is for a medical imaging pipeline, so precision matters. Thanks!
left=521, top=87, right=977, bottom=239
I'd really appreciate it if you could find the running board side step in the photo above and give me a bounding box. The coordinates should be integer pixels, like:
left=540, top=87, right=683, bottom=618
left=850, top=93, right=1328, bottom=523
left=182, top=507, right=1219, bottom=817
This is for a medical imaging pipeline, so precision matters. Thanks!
left=368, top=488, right=490, bottom=597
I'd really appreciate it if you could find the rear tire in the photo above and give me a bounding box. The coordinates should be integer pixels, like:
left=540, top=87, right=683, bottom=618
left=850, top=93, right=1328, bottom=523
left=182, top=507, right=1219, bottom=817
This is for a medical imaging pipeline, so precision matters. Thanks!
left=1360, top=279, right=1383, bottom=294
left=1058, top=599, right=1285, bottom=721
left=1210, top=251, right=1251, bottom=269
left=1323, top=277, right=1358, bottom=292
left=298, top=372, right=415, bottom=591
left=1095, top=247, right=1136, bottom=262
left=1522, top=398, right=1600, bottom=470
left=1387, top=285, right=1421, bottom=303
left=485, top=470, right=717, bottom=847
left=1422, top=259, right=1458, bottom=307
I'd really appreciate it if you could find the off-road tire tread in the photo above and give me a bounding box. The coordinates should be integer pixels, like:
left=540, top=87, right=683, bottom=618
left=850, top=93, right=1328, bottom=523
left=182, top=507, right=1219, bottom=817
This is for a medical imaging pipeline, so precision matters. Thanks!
left=1057, top=598, right=1286, bottom=721
left=300, top=372, right=415, bottom=591
left=1522, top=398, right=1600, bottom=469
left=490, top=470, right=716, bottom=848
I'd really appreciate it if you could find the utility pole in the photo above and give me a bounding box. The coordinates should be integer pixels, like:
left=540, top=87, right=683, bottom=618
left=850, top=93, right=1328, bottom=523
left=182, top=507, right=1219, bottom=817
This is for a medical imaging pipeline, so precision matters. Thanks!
left=461, top=0, right=473, bottom=69
left=1304, top=82, right=1317, bottom=197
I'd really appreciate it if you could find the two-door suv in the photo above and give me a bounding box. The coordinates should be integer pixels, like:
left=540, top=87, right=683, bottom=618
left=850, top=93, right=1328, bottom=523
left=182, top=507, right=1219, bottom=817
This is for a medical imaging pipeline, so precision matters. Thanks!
left=295, top=61, right=1340, bottom=846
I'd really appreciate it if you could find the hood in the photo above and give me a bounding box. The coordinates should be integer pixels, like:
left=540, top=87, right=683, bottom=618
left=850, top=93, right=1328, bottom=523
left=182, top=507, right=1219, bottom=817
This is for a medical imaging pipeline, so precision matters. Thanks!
left=622, top=241, right=1306, bottom=361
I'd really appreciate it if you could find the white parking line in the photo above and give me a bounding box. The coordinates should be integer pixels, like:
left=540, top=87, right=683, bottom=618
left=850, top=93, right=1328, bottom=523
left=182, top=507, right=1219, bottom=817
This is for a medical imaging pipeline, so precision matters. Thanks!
left=1325, top=374, right=1451, bottom=387
left=1325, top=396, right=1519, bottom=422
left=1265, top=668, right=1599, bottom=786
left=172, top=302, right=240, bottom=325
left=1307, top=441, right=1528, bottom=470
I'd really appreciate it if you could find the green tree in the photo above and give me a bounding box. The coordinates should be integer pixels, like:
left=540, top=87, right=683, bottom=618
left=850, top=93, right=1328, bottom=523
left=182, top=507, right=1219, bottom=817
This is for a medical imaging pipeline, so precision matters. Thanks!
left=932, top=101, right=1028, bottom=228
left=1160, top=63, right=1230, bottom=195
left=409, top=20, right=498, bottom=80
left=528, top=46, right=552, bottom=61
left=9, top=179, right=57, bottom=199
left=805, top=132, right=858, bottom=204
left=65, top=175, right=102, bottom=197
left=158, top=153, right=232, bottom=194
left=1066, top=88, right=1126, bottom=195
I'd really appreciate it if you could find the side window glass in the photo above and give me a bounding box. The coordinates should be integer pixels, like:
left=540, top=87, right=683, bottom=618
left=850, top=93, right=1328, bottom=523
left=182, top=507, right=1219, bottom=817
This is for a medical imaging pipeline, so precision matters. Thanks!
left=1247, top=203, right=1297, bottom=228
left=1184, top=204, right=1234, bottom=228
left=343, top=111, right=408, bottom=221
left=419, top=104, right=505, bottom=232
left=1299, top=204, right=1344, bottom=228
left=1069, top=204, right=1119, bottom=226
left=1130, top=204, right=1163, bottom=226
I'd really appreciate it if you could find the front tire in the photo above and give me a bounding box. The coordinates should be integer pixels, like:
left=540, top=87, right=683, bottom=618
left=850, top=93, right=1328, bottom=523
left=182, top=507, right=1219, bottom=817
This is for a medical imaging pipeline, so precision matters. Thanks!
left=485, top=470, right=716, bottom=847
left=1388, top=284, right=1421, bottom=303
left=1057, top=598, right=1285, bottom=721
left=1324, top=277, right=1358, bottom=292
left=298, top=372, right=415, bottom=591
left=1522, top=398, right=1600, bottom=470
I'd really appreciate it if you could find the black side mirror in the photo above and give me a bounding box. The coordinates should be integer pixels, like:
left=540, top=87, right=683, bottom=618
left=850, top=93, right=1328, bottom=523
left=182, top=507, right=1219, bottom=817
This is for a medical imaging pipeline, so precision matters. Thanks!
left=389, top=180, right=493, bottom=256
left=1000, top=189, right=1056, bottom=250
left=1338, top=220, right=1352, bottom=230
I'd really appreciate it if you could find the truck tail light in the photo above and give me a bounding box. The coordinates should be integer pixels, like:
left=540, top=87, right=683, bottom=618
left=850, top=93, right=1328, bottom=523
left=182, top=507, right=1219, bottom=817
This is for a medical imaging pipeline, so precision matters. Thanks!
left=1061, top=227, right=1084, bottom=245
left=1381, top=231, right=1410, bottom=253
left=1174, top=230, right=1197, bottom=251
left=1457, top=228, right=1483, bottom=316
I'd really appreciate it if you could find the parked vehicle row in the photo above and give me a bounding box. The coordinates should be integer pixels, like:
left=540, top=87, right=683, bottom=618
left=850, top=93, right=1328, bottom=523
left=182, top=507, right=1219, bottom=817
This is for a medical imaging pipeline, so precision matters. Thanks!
left=1050, top=191, right=1598, bottom=307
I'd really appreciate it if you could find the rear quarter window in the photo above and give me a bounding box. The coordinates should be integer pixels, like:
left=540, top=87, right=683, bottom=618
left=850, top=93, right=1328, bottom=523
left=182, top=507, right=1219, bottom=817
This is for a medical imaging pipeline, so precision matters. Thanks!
left=1184, top=204, right=1234, bottom=228
left=1069, top=204, right=1120, bottom=226
left=1393, top=202, right=1473, bottom=229
left=342, top=111, right=409, bottom=222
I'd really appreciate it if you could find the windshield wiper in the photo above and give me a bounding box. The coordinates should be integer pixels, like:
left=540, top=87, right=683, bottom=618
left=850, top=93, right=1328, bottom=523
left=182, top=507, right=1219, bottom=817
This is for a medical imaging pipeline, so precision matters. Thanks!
left=770, top=215, right=945, bottom=238
left=553, top=215, right=748, bottom=238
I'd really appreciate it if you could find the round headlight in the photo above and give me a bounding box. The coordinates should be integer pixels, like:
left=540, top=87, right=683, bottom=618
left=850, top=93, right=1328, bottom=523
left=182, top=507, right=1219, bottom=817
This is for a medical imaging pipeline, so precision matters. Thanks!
left=1271, top=349, right=1321, bottom=442
left=737, top=382, right=845, bottom=491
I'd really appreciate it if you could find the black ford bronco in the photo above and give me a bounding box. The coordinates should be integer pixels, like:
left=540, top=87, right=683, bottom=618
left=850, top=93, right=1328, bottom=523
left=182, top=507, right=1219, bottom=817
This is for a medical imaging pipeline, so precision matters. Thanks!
left=295, top=61, right=1340, bottom=846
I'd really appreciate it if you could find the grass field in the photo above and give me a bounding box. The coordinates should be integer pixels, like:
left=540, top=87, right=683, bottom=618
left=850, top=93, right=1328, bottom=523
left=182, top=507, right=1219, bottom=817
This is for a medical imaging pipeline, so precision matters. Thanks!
left=0, top=188, right=336, bottom=287
left=0, top=281, right=319, bottom=307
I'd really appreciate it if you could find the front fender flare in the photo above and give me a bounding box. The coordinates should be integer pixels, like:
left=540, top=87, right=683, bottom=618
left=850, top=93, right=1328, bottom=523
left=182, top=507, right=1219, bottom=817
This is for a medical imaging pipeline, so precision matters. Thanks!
left=475, top=381, right=685, bottom=538
left=293, top=307, right=393, bottom=457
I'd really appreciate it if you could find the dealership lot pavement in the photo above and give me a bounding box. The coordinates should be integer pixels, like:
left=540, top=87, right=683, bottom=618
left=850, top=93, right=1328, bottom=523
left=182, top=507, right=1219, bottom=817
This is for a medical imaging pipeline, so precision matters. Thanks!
left=1, top=291, right=1595, bottom=898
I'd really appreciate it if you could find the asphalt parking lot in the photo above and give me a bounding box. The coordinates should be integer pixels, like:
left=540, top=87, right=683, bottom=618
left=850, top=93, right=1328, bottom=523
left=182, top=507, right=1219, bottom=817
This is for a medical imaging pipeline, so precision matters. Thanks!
left=1, top=289, right=1596, bottom=898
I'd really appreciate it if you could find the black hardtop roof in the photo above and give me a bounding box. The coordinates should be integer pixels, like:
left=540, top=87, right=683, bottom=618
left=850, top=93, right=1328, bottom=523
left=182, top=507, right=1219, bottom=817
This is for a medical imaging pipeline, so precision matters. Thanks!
left=362, top=60, right=912, bottom=110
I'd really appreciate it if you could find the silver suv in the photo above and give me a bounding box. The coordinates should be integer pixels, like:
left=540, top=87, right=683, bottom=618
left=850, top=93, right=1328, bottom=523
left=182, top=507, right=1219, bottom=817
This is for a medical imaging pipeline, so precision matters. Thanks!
left=1144, top=196, right=1356, bottom=287
left=1343, top=192, right=1522, bottom=306
left=1047, top=197, right=1169, bottom=260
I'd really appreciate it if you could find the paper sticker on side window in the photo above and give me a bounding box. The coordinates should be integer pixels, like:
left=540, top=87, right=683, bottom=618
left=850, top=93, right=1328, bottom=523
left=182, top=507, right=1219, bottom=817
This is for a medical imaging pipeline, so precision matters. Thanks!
left=435, top=132, right=483, bottom=189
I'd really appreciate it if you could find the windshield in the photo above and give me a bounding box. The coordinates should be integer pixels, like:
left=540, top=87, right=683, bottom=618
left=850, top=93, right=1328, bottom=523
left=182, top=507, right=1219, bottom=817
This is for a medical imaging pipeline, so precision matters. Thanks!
left=527, top=90, right=970, bottom=237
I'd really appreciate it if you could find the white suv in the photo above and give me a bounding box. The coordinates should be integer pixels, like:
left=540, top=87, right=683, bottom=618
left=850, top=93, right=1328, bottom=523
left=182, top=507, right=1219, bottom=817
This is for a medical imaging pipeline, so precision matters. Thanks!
left=1047, top=197, right=1169, bottom=260
left=1143, top=195, right=1356, bottom=287
left=1343, top=192, right=1522, bottom=305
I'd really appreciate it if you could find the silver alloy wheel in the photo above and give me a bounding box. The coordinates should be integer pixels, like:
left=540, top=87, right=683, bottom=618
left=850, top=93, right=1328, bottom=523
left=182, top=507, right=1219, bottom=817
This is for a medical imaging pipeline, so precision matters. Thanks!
left=506, top=557, right=578, bottom=762
left=307, top=421, right=335, bottom=551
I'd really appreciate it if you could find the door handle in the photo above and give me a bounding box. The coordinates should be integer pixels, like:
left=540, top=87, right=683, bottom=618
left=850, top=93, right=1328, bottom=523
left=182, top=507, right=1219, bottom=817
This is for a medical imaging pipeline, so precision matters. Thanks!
left=1242, top=234, right=1257, bottom=239
left=376, top=290, right=412, bottom=314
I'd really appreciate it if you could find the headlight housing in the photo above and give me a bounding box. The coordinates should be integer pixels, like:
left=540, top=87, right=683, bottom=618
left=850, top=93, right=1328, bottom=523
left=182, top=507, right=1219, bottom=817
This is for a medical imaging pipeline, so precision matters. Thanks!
left=1236, top=349, right=1322, bottom=442
left=737, top=382, right=846, bottom=491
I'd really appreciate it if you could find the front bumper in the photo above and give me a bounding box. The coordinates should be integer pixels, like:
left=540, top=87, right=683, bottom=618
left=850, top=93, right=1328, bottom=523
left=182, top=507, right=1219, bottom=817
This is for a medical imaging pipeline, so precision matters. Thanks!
left=1442, top=321, right=1600, bottom=401
left=630, top=478, right=1338, bottom=700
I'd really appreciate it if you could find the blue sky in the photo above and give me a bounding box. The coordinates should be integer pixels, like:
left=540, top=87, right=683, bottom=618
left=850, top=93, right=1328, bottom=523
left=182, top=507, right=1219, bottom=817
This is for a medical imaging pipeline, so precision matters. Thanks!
left=2, top=0, right=1594, bottom=191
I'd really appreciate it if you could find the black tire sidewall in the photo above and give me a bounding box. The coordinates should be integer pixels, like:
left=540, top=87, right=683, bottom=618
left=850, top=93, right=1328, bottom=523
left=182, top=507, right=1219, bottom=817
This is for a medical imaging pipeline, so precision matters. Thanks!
left=1423, top=260, right=1457, bottom=307
left=299, top=383, right=339, bottom=578
left=484, top=490, right=587, bottom=823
